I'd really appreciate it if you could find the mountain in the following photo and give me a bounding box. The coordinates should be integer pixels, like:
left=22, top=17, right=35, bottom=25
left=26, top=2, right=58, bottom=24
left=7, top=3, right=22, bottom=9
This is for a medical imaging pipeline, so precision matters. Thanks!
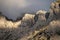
left=0, top=0, right=60, bottom=40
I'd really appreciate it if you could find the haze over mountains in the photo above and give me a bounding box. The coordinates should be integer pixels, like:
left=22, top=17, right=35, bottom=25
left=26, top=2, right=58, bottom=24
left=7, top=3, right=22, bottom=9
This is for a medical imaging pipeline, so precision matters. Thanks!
left=0, top=0, right=56, bottom=20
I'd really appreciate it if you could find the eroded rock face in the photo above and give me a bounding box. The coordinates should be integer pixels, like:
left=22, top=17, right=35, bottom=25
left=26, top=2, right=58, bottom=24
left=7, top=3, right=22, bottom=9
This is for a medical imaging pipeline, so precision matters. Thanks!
left=0, top=0, right=60, bottom=40
left=33, top=10, right=48, bottom=31
left=50, top=1, right=60, bottom=19
left=0, top=12, right=34, bottom=40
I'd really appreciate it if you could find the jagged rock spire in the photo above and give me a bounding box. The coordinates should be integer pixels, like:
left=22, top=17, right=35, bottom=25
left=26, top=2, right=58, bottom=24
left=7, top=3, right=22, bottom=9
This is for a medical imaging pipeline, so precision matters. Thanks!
left=0, top=0, right=60, bottom=40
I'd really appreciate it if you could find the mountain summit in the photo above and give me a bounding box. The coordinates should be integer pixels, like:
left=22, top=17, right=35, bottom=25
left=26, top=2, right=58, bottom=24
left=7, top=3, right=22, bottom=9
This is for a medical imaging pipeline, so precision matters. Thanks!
left=0, top=0, right=60, bottom=40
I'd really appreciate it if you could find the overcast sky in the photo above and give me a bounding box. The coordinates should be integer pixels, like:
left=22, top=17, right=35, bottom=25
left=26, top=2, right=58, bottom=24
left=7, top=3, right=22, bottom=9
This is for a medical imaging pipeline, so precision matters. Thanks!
left=0, top=0, right=56, bottom=20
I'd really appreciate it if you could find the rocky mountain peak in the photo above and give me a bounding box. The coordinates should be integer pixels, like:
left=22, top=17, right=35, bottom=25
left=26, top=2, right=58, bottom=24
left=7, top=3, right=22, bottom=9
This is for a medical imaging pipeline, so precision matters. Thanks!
left=0, top=0, right=60, bottom=40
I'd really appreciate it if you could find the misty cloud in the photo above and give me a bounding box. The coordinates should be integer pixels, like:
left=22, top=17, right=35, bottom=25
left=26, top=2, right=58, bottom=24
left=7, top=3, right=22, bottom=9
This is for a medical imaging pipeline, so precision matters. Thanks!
left=0, top=0, right=56, bottom=20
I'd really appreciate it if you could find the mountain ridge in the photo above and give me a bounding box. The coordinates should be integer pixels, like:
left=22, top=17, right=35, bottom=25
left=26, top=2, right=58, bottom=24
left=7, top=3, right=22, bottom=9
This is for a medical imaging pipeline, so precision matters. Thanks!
left=0, top=0, right=60, bottom=40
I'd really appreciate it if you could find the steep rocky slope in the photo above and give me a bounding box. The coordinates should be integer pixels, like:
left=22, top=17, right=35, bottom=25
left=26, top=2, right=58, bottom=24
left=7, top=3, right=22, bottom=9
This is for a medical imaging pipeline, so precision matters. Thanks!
left=0, top=0, right=60, bottom=40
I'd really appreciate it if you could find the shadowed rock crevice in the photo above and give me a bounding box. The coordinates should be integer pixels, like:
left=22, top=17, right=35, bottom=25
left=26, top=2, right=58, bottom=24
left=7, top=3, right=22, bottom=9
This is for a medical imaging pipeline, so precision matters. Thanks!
left=0, top=0, right=60, bottom=40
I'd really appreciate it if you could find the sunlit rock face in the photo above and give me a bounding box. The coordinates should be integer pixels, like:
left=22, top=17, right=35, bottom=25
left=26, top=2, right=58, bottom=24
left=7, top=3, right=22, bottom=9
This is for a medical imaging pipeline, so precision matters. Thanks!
left=0, top=13, right=35, bottom=40
left=0, top=13, right=21, bottom=29
left=50, top=1, right=60, bottom=18
left=35, top=10, right=47, bottom=26
left=0, top=12, right=22, bottom=40
left=0, top=0, right=60, bottom=40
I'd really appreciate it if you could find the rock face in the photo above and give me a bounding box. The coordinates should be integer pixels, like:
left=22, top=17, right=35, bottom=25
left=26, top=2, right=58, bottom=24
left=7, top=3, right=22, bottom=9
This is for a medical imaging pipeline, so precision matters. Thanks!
left=0, top=0, right=60, bottom=40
